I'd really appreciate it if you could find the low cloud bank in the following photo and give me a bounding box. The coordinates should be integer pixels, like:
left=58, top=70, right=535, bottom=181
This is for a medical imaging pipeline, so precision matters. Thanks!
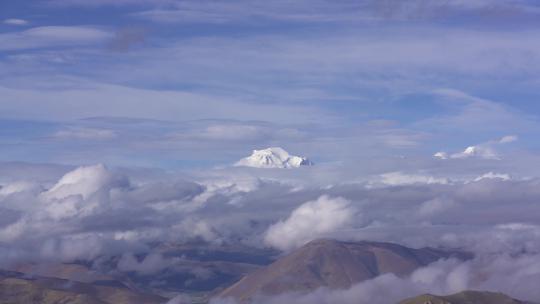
left=1, top=163, right=540, bottom=260
left=0, top=162, right=539, bottom=303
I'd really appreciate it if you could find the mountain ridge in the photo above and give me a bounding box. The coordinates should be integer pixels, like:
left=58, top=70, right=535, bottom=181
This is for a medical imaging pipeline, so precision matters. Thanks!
left=399, top=290, right=532, bottom=304
left=219, top=239, right=472, bottom=302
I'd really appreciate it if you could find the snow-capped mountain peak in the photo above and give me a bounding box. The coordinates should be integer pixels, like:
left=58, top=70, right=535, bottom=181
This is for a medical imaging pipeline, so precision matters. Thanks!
left=433, top=151, right=448, bottom=159
left=462, top=146, right=478, bottom=156
left=435, top=145, right=500, bottom=160
left=235, top=147, right=313, bottom=168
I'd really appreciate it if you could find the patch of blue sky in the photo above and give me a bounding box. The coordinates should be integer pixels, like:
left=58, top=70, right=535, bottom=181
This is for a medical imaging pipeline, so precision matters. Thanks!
left=1, top=0, right=540, bottom=170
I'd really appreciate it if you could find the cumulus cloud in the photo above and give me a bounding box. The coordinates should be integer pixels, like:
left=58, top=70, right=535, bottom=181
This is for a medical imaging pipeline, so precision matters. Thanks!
left=264, top=195, right=357, bottom=251
left=1, top=161, right=540, bottom=281
left=0, top=181, right=41, bottom=197
left=43, top=164, right=126, bottom=200
left=0, top=163, right=204, bottom=262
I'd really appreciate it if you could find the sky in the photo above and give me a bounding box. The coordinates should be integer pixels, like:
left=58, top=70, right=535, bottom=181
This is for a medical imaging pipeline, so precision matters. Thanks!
left=0, top=0, right=540, bottom=303
left=2, top=2, right=540, bottom=303
left=2, top=0, right=540, bottom=172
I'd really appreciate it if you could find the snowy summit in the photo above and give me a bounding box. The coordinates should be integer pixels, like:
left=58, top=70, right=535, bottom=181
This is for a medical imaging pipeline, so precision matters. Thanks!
left=235, top=147, right=313, bottom=168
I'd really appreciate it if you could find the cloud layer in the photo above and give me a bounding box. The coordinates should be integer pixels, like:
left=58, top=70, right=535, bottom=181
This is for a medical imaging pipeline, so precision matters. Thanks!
left=264, top=195, right=356, bottom=250
left=0, top=160, right=538, bottom=302
left=1, top=162, right=539, bottom=261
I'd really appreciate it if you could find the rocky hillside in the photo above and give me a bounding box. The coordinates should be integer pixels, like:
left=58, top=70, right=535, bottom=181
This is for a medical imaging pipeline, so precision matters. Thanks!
left=219, top=239, right=471, bottom=302
left=399, top=290, right=529, bottom=304
left=0, top=270, right=165, bottom=304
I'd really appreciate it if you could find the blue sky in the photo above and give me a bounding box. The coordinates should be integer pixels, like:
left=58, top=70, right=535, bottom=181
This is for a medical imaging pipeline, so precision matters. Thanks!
left=3, top=4, right=540, bottom=301
left=2, top=0, right=540, bottom=173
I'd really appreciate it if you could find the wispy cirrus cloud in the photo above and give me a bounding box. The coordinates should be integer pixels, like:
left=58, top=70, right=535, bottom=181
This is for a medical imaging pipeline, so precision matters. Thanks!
left=2, top=0, right=540, bottom=173
left=118, top=0, right=540, bottom=25
left=52, top=128, right=117, bottom=140
left=0, top=83, right=328, bottom=124
left=0, top=26, right=112, bottom=51
left=3, top=18, right=29, bottom=26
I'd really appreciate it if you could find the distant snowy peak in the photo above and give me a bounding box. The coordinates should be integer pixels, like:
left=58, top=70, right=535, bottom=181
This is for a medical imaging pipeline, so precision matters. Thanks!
left=433, top=152, right=448, bottom=160
left=435, top=145, right=499, bottom=160
left=235, top=147, right=313, bottom=169
left=460, top=146, right=480, bottom=157
left=435, top=135, right=517, bottom=161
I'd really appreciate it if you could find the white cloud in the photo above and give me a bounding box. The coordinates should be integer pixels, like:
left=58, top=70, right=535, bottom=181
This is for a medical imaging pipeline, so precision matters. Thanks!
left=499, top=135, right=518, bottom=144
left=496, top=222, right=540, bottom=232
left=0, top=181, right=40, bottom=196
left=1, top=161, right=540, bottom=274
left=264, top=195, right=356, bottom=251
left=379, top=172, right=450, bottom=186
left=35, top=165, right=129, bottom=220
left=473, top=172, right=511, bottom=182
left=3, top=19, right=28, bottom=26
left=42, top=164, right=125, bottom=200
left=53, top=128, right=117, bottom=140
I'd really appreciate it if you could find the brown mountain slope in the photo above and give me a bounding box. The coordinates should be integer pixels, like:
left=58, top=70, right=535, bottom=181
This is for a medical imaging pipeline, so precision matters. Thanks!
left=399, top=290, right=529, bottom=304
left=0, top=242, right=278, bottom=301
left=0, top=278, right=107, bottom=304
left=0, top=270, right=165, bottom=304
left=219, top=239, right=471, bottom=302
left=4, top=263, right=114, bottom=284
